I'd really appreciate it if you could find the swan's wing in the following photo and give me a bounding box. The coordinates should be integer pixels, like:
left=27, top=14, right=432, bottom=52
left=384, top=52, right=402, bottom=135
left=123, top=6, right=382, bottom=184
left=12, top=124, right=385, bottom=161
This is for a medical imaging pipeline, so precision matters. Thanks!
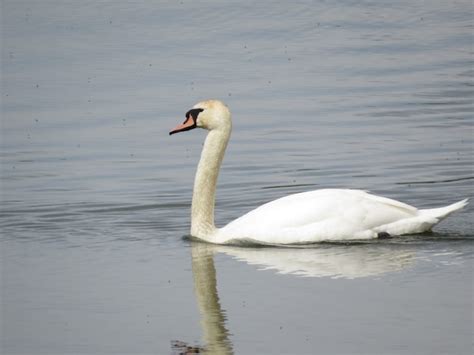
left=360, top=192, right=417, bottom=214
left=219, top=189, right=418, bottom=242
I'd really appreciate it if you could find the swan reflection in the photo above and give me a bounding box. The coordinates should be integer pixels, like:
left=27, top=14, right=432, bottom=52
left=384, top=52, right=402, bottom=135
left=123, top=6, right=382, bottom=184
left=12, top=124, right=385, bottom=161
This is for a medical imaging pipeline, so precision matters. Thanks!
left=199, top=242, right=416, bottom=279
left=191, top=242, right=234, bottom=354
left=187, top=240, right=416, bottom=353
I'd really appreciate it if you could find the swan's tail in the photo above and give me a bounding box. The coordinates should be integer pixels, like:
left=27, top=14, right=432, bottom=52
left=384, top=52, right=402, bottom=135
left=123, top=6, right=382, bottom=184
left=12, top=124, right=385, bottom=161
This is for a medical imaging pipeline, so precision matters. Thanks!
left=420, top=198, right=469, bottom=222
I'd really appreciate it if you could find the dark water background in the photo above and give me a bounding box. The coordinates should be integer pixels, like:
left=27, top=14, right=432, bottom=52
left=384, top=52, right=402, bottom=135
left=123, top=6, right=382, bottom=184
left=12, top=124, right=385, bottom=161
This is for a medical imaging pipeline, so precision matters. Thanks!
left=1, top=1, right=473, bottom=354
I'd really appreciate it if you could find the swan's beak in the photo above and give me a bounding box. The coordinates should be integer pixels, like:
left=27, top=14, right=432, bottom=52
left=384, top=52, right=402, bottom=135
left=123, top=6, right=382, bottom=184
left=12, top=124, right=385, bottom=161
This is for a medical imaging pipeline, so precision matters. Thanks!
left=169, top=117, right=196, bottom=135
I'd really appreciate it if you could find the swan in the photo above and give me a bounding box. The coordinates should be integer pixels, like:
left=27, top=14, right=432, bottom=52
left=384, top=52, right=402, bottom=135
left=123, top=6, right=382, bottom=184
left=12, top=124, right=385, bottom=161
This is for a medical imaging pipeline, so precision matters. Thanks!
left=169, top=99, right=468, bottom=245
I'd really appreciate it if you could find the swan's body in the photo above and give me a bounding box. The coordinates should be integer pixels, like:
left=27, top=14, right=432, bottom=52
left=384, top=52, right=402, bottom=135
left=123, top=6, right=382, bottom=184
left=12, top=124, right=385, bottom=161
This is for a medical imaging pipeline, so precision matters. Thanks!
left=170, top=100, right=468, bottom=245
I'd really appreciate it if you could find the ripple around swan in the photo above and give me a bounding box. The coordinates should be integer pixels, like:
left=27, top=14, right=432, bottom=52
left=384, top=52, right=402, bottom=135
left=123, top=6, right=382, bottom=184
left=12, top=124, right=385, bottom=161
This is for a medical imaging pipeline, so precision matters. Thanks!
left=396, top=176, right=474, bottom=185
left=188, top=233, right=473, bottom=280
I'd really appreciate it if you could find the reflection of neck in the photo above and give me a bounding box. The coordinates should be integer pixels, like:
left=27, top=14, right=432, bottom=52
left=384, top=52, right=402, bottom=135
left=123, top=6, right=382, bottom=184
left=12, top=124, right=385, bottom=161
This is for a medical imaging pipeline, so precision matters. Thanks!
left=191, top=243, right=233, bottom=354
left=191, top=128, right=230, bottom=239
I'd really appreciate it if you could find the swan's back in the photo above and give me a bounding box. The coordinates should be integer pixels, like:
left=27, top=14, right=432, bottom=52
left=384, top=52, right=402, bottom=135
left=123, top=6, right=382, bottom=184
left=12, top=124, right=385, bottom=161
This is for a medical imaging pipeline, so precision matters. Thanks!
left=217, top=189, right=421, bottom=244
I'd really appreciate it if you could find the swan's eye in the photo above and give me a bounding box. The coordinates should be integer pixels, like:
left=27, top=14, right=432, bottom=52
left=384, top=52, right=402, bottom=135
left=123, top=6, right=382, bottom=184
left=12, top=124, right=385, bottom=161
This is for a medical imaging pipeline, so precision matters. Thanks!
left=185, top=108, right=204, bottom=123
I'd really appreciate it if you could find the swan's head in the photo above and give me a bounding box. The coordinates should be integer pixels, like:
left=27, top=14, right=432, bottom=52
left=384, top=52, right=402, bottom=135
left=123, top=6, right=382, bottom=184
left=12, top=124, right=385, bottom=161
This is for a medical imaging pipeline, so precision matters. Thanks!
left=169, top=99, right=231, bottom=135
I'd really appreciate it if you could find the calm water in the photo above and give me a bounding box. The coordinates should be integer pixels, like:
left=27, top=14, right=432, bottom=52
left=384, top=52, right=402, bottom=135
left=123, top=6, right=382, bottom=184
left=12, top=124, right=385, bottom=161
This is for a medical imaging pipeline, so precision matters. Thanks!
left=1, top=1, right=473, bottom=354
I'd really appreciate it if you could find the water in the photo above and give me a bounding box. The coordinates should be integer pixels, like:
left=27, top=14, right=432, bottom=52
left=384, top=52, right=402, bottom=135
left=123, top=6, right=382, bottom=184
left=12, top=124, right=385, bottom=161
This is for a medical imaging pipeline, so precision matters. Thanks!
left=1, top=0, right=473, bottom=354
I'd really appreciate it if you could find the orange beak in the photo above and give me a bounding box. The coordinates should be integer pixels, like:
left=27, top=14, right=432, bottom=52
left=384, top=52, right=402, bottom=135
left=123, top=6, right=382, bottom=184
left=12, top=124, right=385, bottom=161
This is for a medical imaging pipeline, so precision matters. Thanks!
left=169, top=117, right=196, bottom=135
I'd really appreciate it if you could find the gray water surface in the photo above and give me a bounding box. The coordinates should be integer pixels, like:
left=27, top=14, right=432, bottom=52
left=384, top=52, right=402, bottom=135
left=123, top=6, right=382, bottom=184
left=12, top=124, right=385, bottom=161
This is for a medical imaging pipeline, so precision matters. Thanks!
left=1, top=1, right=473, bottom=354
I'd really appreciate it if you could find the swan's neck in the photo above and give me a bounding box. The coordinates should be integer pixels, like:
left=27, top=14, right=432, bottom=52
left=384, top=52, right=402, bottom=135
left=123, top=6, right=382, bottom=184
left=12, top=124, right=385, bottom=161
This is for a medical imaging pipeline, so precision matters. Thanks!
left=191, top=127, right=231, bottom=238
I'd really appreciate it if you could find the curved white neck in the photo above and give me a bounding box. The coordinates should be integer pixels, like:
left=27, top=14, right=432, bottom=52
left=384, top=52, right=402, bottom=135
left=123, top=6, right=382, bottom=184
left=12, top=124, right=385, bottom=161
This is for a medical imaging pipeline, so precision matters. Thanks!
left=191, top=126, right=231, bottom=238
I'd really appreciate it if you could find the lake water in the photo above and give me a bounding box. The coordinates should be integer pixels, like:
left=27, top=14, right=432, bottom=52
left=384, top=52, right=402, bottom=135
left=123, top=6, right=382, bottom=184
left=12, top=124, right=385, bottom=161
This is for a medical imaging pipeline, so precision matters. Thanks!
left=1, top=1, right=473, bottom=354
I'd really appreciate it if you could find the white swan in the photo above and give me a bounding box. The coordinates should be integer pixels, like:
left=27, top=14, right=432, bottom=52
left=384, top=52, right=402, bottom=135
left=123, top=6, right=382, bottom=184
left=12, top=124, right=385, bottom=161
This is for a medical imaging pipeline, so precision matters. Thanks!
left=170, top=99, right=468, bottom=245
